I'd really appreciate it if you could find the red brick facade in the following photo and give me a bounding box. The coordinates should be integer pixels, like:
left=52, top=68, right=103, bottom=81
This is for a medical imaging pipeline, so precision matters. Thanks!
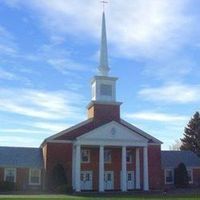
left=42, top=143, right=165, bottom=191
left=43, top=143, right=72, bottom=189
left=148, top=145, right=163, bottom=190
left=0, top=167, right=43, bottom=191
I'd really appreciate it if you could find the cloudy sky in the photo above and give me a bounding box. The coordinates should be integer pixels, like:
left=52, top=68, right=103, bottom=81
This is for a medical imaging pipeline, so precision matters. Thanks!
left=0, top=0, right=200, bottom=149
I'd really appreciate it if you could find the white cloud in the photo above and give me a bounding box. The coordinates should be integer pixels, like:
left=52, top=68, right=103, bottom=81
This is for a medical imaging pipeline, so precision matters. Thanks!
left=139, top=83, right=200, bottom=103
left=0, top=128, right=48, bottom=134
left=0, top=136, right=41, bottom=147
left=0, top=25, right=17, bottom=56
left=0, top=88, right=85, bottom=120
left=33, top=122, right=71, bottom=132
left=37, top=43, right=91, bottom=74
left=6, top=0, right=197, bottom=59
left=125, top=111, right=188, bottom=122
left=47, top=58, right=87, bottom=73
left=143, top=58, right=195, bottom=82
left=0, top=68, right=18, bottom=80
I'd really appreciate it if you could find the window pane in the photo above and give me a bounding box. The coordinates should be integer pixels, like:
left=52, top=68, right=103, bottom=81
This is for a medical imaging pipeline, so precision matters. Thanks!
left=30, top=169, right=40, bottom=184
left=126, top=151, right=132, bottom=163
left=31, top=177, right=39, bottom=184
left=104, top=150, right=111, bottom=163
left=81, top=150, right=90, bottom=162
left=100, top=84, right=112, bottom=96
left=5, top=168, right=15, bottom=183
left=166, top=170, right=173, bottom=183
left=187, top=170, right=192, bottom=182
left=127, top=173, right=132, bottom=181
left=6, top=176, right=14, bottom=182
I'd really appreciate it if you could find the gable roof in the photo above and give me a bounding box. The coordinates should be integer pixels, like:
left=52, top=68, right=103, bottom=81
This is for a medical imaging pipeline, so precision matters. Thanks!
left=161, top=150, right=200, bottom=168
left=120, top=119, right=162, bottom=144
left=41, top=118, right=95, bottom=146
left=0, top=146, right=43, bottom=169
left=42, top=118, right=161, bottom=145
left=76, top=121, right=149, bottom=146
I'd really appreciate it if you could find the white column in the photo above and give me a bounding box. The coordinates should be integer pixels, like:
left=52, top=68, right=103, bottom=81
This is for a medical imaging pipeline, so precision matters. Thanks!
left=99, top=145, right=104, bottom=192
left=72, top=145, right=76, bottom=190
left=136, top=148, right=141, bottom=189
left=143, top=146, right=149, bottom=191
left=75, top=144, right=81, bottom=192
left=121, top=146, right=127, bottom=191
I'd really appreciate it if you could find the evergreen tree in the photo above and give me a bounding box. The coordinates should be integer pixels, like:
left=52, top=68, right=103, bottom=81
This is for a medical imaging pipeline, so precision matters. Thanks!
left=50, top=163, right=67, bottom=192
left=174, top=163, right=189, bottom=188
left=180, top=111, right=200, bottom=157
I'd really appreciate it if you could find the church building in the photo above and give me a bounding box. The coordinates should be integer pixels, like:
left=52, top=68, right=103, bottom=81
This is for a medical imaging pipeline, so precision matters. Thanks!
left=0, top=12, right=200, bottom=193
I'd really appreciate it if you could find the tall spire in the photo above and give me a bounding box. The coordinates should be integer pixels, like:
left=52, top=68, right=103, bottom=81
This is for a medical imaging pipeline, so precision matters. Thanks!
left=98, top=11, right=110, bottom=76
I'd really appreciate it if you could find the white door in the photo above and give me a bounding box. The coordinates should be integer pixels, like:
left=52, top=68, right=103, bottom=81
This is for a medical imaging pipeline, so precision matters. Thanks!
left=127, top=171, right=134, bottom=190
left=104, top=171, right=114, bottom=190
left=120, top=171, right=135, bottom=190
left=80, top=171, right=93, bottom=190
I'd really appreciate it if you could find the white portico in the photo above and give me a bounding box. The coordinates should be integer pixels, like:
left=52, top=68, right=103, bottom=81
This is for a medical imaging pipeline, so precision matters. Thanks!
left=72, top=121, right=150, bottom=192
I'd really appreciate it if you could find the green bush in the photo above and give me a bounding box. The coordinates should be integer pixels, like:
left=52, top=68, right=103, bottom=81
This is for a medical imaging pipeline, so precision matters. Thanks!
left=0, top=181, right=16, bottom=191
left=53, top=184, right=72, bottom=194
left=174, top=162, right=189, bottom=188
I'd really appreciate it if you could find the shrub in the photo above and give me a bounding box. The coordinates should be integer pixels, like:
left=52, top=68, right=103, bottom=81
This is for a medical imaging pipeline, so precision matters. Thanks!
left=0, top=181, right=16, bottom=191
left=53, top=184, right=72, bottom=194
left=49, top=163, right=67, bottom=192
left=174, top=162, right=189, bottom=188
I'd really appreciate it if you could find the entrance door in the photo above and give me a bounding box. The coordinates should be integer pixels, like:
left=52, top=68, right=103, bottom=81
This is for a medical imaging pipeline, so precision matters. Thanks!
left=120, top=171, right=135, bottom=190
left=104, top=171, right=114, bottom=190
left=80, top=171, right=93, bottom=190
left=127, top=171, right=134, bottom=190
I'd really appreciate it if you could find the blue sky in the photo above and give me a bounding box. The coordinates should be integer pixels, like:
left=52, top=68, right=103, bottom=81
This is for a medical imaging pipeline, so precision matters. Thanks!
left=1, top=0, right=200, bottom=149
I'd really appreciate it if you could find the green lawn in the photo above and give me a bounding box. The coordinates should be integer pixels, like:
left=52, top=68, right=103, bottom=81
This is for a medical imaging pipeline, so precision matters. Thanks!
left=0, top=194, right=199, bottom=200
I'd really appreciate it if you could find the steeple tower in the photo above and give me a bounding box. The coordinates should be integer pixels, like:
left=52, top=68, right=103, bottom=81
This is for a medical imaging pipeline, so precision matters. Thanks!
left=98, top=12, right=110, bottom=76
left=87, top=11, right=122, bottom=123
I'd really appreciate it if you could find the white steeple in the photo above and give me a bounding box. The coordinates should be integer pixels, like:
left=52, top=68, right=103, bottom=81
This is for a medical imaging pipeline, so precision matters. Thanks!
left=98, top=12, right=110, bottom=76
left=90, top=9, right=118, bottom=103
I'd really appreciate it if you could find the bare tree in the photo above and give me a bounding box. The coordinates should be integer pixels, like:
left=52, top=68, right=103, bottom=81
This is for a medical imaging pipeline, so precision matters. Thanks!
left=169, top=139, right=182, bottom=150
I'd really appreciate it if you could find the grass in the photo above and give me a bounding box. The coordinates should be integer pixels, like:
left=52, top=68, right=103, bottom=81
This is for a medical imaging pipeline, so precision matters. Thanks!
left=0, top=194, right=200, bottom=200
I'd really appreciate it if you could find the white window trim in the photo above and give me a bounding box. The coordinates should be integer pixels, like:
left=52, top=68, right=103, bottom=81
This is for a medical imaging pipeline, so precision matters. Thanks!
left=29, top=169, right=41, bottom=186
left=81, top=149, right=90, bottom=163
left=126, top=150, right=133, bottom=164
left=187, top=168, right=193, bottom=184
left=164, top=168, right=174, bottom=185
left=4, top=168, right=17, bottom=183
left=81, top=170, right=93, bottom=181
left=104, top=150, right=112, bottom=163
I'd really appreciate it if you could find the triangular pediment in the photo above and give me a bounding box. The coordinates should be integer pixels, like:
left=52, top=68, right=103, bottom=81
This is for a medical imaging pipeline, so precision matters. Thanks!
left=77, top=121, right=148, bottom=146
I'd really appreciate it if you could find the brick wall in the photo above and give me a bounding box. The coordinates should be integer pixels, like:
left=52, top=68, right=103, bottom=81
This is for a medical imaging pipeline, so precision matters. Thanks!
left=87, top=103, right=121, bottom=124
left=192, top=168, right=200, bottom=187
left=0, top=168, right=4, bottom=182
left=148, top=145, right=163, bottom=190
left=44, top=142, right=72, bottom=189
left=0, top=167, right=42, bottom=191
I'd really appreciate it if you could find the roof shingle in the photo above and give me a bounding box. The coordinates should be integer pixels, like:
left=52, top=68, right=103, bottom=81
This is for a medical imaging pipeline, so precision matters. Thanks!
left=0, top=146, right=43, bottom=169
left=161, top=151, right=200, bottom=168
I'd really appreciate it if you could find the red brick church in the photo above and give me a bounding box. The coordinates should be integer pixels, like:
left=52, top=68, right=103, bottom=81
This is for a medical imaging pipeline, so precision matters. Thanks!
left=0, top=12, right=200, bottom=192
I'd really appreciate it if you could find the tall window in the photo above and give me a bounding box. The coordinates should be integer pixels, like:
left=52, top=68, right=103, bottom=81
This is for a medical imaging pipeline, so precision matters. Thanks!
left=4, top=168, right=16, bottom=182
left=165, top=169, right=174, bottom=184
left=104, top=150, right=112, bottom=163
left=81, top=150, right=90, bottom=163
left=187, top=169, right=193, bottom=184
left=126, top=151, right=133, bottom=163
left=29, top=169, right=41, bottom=185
